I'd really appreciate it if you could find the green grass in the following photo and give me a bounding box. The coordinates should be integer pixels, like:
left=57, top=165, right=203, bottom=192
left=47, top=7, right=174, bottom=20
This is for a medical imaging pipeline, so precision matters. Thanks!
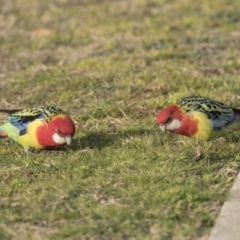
left=1, top=0, right=240, bottom=239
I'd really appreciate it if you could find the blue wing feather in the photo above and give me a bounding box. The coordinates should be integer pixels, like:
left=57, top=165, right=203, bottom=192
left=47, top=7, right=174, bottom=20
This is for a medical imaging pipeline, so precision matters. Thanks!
left=177, top=96, right=236, bottom=131
left=211, top=112, right=236, bottom=130
left=19, top=128, right=27, bottom=136
left=0, top=106, right=65, bottom=139
left=8, top=114, right=44, bottom=131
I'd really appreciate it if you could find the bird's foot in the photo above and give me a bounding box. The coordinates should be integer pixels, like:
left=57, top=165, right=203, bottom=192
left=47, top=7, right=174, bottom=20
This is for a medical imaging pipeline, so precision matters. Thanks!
left=195, top=146, right=201, bottom=158
left=24, top=147, right=36, bottom=155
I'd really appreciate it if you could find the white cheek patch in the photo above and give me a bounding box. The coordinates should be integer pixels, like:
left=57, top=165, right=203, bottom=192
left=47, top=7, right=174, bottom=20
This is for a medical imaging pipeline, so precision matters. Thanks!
left=52, top=133, right=66, bottom=144
left=166, top=119, right=182, bottom=131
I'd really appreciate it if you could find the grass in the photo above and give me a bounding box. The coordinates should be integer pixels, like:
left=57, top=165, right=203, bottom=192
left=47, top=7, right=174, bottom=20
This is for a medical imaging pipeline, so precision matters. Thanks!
left=1, top=0, right=240, bottom=239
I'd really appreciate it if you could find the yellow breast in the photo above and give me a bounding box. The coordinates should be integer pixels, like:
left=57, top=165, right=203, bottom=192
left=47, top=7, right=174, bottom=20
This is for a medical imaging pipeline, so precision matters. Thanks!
left=17, top=119, right=44, bottom=149
left=191, top=111, right=213, bottom=140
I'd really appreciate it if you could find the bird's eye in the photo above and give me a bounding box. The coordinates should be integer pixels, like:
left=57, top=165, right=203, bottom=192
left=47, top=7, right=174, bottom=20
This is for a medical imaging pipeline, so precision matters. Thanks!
left=57, top=129, right=62, bottom=134
left=166, top=115, right=172, bottom=123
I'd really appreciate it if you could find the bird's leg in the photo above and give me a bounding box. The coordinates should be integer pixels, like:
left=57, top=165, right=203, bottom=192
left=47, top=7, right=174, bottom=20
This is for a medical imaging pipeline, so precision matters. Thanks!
left=24, top=146, right=29, bottom=153
left=24, top=146, right=36, bottom=155
left=195, top=145, right=201, bottom=158
left=194, top=139, right=201, bottom=158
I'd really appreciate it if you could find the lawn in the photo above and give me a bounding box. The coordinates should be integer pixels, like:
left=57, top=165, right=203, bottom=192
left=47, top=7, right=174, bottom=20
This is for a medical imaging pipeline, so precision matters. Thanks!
left=1, top=0, right=240, bottom=239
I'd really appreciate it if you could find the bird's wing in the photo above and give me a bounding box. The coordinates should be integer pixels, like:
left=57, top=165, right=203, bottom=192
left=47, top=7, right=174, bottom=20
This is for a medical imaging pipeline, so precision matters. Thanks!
left=7, top=109, right=44, bottom=131
left=177, top=96, right=235, bottom=130
left=2, top=106, right=65, bottom=131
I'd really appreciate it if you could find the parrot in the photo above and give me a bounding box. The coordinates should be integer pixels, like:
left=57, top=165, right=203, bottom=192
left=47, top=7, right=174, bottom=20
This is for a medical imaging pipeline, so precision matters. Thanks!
left=157, top=96, right=240, bottom=155
left=0, top=106, right=76, bottom=153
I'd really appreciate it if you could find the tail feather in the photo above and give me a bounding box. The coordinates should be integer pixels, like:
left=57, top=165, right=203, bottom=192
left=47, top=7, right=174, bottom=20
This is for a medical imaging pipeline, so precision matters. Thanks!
left=0, top=122, right=19, bottom=141
left=0, top=109, right=23, bottom=114
left=233, top=108, right=240, bottom=116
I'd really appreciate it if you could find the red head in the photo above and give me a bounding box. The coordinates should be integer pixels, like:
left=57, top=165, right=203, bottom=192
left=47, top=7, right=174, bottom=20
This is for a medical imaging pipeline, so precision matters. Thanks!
left=36, top=114, right=76, bottom=148
left=157, top=105, right=184, bottom=132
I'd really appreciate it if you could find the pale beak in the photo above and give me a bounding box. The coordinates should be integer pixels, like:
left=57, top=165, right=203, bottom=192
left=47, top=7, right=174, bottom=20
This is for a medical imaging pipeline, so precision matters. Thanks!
left=159, top=124, right=166, bottom=132
left=65, top=136, right=72, bottom=145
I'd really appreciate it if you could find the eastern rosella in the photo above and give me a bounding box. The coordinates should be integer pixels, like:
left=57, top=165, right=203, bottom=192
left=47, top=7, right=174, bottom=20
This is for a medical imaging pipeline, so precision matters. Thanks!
left=157, top=95, right=240, bottom=141
left=0, top=106, right=75, bottom=153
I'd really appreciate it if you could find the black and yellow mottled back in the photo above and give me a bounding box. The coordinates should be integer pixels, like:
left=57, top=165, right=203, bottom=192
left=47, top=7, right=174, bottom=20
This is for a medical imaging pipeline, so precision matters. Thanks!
left=177, top=96, right=233, bottom=121
left=10, top=106, right=66, bottom=124
left=0, top=106, right=67, bottom=133
left=11, top=106, right=66, bottom=122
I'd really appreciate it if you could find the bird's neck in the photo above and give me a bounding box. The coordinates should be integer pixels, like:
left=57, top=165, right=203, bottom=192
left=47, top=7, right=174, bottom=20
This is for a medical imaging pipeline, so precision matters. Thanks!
left=174, top=111, right=213, bottom=140
left=36, top=122, right=63, bottom=147
left=174, top=114, right=198, bottom=137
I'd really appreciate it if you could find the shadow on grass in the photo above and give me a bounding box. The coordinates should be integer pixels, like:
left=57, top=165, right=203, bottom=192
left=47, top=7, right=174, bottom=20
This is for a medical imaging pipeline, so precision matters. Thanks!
left=201, top=154, right=234, bottom=162
left=226, top=133, right=240, bottom=144
left=70, top=128, right=155, bottom=151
